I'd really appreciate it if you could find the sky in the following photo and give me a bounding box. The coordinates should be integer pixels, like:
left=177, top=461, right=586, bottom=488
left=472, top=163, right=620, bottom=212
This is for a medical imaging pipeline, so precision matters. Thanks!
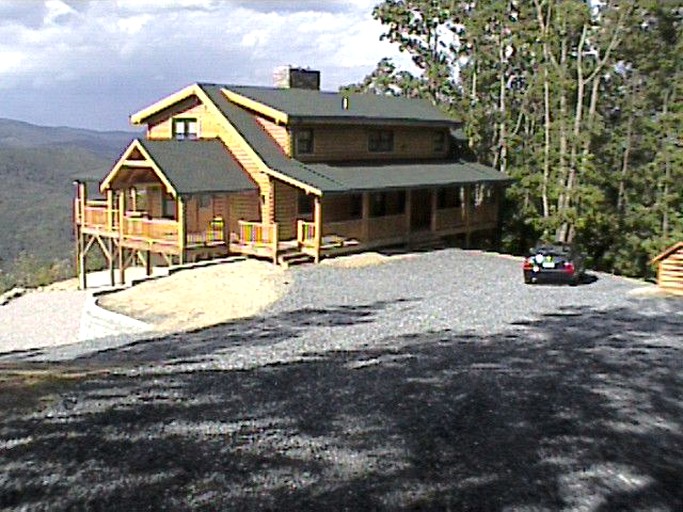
left=0, top=0, right=413, bottom=131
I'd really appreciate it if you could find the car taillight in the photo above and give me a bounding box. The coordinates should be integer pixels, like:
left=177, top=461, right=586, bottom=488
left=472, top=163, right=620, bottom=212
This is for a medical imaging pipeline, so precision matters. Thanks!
left=563, top=262, right=575, bottom=273
left=523, top=258, right=532, bottom=270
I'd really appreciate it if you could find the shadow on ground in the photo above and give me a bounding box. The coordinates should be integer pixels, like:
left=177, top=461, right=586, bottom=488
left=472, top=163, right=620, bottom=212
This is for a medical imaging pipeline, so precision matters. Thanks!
left=1, top=299, right=681, bottom=511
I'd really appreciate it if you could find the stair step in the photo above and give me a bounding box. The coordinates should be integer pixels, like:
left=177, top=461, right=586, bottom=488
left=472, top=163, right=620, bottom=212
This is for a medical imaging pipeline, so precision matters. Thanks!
left=277, top=252, right=313, bottom=268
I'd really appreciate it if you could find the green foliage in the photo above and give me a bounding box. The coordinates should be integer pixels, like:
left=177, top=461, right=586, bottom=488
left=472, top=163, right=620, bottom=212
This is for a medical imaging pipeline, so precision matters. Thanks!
left=0, top=120, right=128, bottom=289
left=356, top=0, right=683, bottom=278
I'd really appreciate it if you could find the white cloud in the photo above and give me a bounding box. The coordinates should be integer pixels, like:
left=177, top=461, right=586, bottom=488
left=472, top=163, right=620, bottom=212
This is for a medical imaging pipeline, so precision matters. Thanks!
left=0, top=0, right=415, bottom=130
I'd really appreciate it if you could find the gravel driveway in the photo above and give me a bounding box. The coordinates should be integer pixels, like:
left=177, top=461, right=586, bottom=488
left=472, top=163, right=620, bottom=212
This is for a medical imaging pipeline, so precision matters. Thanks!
left=1, top=249, right=681, bottom=511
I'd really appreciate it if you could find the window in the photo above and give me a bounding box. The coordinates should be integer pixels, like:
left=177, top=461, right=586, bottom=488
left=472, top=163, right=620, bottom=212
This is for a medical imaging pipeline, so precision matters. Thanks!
left=298, top=191, right=314, bottom=216
left=433, top=131, right=446, bottom=153
left=349, top=194, right=362, bottom=219
left=199, top=194, right=211, bottom=208
left=368, top=130, right=394, bottom=152
left=162, top=193, right=176, bottom=219
left=295, top=128, right=314, bottom=155
left=370, top=191, right=405, bottom=217
left=172, top=118, right=198, bottom=140
left=437, top=186, right=463, bottom=209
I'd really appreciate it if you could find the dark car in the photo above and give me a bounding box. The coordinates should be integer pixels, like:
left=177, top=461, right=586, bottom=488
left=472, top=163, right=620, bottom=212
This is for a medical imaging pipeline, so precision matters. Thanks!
left=523, top=243, right=585, bottom=285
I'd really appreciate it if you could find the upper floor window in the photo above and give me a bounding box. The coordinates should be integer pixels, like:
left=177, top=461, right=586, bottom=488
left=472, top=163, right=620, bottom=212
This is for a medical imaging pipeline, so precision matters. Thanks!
left=368, top=130, right=394, bottom=153
left=295, top=128, right=314, bottom=155
left=433, top=131, right=446, bottom=153
left=173, top=118, right=198, bottom=140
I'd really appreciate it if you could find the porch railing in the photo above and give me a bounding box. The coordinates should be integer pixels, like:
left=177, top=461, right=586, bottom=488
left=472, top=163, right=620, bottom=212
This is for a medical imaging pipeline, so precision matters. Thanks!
left=121, top=215, right=179, bottom=244
left=233, top=220, right=279, bottom=263
left=297, top=220, right=316, bottom=248
left=78, top=202, right=117, bottom=231
left=187, top=217, right=225, bottom=245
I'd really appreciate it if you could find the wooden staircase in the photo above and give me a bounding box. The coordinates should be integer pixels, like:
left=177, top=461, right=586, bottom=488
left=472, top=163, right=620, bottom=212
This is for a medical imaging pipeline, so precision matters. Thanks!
left=277, top=248, right=313, bottom=268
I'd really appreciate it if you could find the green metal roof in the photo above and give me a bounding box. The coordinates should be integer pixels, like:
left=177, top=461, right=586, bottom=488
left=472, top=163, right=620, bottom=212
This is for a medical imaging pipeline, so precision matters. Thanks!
left=223, top=85, right=458, bottom=125
left=138, top=138, right=256, bottom=194
left=304, top=161, right=512, bottom=193
left=198, top=84, right=509, bottom=194
left=199, top=84, right=347, bottom=192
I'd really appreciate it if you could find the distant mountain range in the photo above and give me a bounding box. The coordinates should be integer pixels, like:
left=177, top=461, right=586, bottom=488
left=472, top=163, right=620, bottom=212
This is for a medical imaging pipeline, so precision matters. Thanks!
left=0, top=118, right=140, bottom=272
left=0, top=118, right=136, bottom=159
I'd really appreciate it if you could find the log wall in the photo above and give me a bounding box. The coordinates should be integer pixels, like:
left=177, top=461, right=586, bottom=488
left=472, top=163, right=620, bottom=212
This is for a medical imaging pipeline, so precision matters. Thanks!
left=657, top=246, right=683, bottom=296
left=294, top=126, right=449, bottom=162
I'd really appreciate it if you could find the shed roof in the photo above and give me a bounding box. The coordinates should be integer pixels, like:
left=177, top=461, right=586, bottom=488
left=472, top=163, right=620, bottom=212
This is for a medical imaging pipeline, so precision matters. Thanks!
left=651, top=241, right=683, bottom=263
left=304, top=161, right=512, bottom=193
left=138, top=138, right=256, bottom=194
left=222, top=85, right=458, bottom=125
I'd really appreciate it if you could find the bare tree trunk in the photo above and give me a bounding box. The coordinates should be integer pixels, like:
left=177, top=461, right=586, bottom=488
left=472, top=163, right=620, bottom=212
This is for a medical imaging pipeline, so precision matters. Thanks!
left=617, top=79, right=635, bottom=213
left=534, top=0, right=553, bottom=224
left=498, top=35, right=507, bottom=175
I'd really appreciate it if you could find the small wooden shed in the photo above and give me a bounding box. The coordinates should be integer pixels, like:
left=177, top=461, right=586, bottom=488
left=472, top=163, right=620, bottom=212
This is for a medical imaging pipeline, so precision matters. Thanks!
left=651, top=242, right=683, bottom=296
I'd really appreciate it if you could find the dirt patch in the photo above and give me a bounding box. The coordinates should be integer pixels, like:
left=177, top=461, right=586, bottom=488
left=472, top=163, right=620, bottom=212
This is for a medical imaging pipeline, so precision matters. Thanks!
left=98, top=259, right=289, bottom=333
left=320, top=252, right=413, bottom=268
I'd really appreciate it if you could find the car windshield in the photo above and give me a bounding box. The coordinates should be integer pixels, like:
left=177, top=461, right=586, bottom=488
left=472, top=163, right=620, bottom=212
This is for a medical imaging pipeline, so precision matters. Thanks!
left=532, top=244, right=571, bottom=257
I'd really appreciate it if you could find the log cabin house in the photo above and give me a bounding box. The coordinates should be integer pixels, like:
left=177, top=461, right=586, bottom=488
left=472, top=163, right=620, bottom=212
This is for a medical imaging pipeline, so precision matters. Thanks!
left=74, top=67, right=511, bottom=288
left=651, top=241, right=683, bottom=296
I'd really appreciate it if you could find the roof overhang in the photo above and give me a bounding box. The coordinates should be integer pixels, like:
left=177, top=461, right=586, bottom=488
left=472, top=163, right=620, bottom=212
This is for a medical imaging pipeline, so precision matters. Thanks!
left=651, top=241, right=683, bottom=264
left=222, top=89, right=289, bottom=125
left=130, top=84, right=204, bottom=125
left=100, top=139, right=177, bottom=196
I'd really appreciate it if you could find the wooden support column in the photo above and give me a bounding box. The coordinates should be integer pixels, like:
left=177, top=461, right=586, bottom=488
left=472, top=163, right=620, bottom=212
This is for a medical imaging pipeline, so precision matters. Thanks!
left=76, top=182, right=87, bottom=289
left=178, top=195, right=185, bottom=265
left=314, top=196, right=322, bottom=263
left=405, top=189, right=412, bottom=237
left=106, top=189, right=115, bottom=286
left=78, top=228, right=87, bottom=290
left=118, top=191, right=125, bottom=285
left=361, top=192, right=370, bottom=243
left=430, top=189, right=438, bottom=233
left=145, top=250, right=152, bottom=276
left=464, top=185, right=472, bottom=248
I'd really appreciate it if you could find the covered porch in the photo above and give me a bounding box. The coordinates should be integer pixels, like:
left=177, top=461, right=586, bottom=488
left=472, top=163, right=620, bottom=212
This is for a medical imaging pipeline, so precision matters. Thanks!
left=232, top=181, right=504, bottom=265
left=73, top=138, right=257, bottom=288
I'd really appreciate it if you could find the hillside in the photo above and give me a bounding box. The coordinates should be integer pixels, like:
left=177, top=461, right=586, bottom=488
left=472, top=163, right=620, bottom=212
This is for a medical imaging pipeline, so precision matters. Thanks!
left=0, top=118, right=135, bottom=158
left=0, top=118, right=138, bottom=277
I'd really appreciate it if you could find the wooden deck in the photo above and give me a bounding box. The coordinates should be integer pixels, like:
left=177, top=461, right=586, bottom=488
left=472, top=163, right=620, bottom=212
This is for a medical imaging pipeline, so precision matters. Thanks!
left=74, top=194, right=500, bottom=288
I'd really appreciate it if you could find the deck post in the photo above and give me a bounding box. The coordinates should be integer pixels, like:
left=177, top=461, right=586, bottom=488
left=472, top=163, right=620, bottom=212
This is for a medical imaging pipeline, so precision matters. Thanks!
left=78, top=226, right=87, bottom=290
left=178, top=195, right=185, bottom=265
left=314, top=196, right=322, bottom=263
left=361, top=192, right=370, bottom=243
left=464, top=185, right=472, bottom=248
left=108, top=238, right=115, bottom=286
left=405, top=189, right=412, bottom=238
left=272, top=223, right=279, bottom=265
left=76, top=182, right=87, bottom=289
left=430, top=189, right=438, bottom=233
left=118, top=191, right=126, bottom=285
left=145, top=250, right=152, bottom=276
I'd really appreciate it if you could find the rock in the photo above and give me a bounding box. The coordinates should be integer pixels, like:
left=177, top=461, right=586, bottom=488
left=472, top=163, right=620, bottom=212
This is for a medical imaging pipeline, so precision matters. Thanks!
left=0, top=287, right=27, bottom=306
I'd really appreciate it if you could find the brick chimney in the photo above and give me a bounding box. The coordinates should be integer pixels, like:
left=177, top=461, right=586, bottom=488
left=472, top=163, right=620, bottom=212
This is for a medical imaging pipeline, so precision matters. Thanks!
left=273, top=66, right=320, bottom=90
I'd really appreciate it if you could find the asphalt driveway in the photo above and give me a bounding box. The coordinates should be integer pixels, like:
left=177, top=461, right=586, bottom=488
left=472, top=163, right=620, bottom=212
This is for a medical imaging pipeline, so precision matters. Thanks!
left=1, top=249, right=681, bottom=510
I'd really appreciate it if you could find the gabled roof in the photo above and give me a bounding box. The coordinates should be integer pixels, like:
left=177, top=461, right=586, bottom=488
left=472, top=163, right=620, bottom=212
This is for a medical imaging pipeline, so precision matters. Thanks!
left=101, top=138, right=256, bottom=195
left=129, top=82, right=509, bottom=196
left=199, top=84, right=347, bottom=193
left=138, top=139, right=256, bottom=194
left=651, top=241, right=683, bottom=264
left=222, top=85, right=458, bottom=126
